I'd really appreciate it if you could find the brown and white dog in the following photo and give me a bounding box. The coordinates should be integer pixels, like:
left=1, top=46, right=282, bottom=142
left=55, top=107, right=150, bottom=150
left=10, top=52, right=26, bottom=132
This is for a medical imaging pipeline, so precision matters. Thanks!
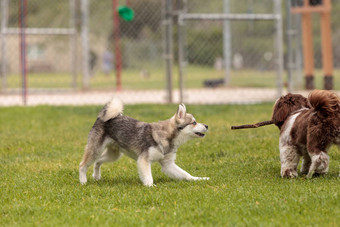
left=232, top=90, right=340, bottom=178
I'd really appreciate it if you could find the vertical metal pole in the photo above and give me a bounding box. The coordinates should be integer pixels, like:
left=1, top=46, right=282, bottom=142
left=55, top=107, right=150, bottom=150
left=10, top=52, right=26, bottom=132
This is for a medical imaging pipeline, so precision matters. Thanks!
left=177, top=0, right=186, bottom=103
left=81, top=0, right=90, bottom=89
left=1, top=0, right=8, bottom=91
left=286, top=0, right=293, bottom=92
left=164, top=0, right=173, bottom=103
left=274, top=0, right=283, bottom=97
left=70, top=0, right=77, bottom=89
left=19, top=0, right=27, bottom=105
left=178, top=16, right=184, bottom=103
left=223, top=0, right=231, bottom=85
left=113, top=0, right=122, bottom=91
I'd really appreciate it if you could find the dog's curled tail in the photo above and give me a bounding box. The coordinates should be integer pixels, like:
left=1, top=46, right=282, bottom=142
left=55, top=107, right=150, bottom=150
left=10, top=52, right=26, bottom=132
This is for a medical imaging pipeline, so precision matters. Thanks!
left=98, top=97, right=124, bottom=122
left=308, top=90, right=340, bottom=114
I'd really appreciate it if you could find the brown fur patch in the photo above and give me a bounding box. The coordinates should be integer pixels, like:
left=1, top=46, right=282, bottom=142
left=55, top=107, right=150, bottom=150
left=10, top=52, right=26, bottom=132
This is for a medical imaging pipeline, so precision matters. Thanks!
left=308, top=90, right=340, bottom=115
left=271, top=93, right=310, bottom=129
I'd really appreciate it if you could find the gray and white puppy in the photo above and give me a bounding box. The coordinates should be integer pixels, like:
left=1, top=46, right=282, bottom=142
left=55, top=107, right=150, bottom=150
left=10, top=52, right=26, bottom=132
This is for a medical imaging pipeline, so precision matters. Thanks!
left=79, top=98, right=209, bottom=186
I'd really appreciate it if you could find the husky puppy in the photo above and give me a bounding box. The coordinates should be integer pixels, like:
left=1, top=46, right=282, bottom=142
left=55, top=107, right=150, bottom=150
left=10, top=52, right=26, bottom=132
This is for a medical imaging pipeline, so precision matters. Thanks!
left=79, top=98, right=209, bottom=186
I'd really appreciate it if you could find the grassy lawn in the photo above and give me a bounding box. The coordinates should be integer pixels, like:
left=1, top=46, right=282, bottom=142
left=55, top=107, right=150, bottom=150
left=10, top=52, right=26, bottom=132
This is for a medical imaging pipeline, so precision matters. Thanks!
left=0, top=104, right=339, bottom=226
left=4, top=66, right=340, bottom=91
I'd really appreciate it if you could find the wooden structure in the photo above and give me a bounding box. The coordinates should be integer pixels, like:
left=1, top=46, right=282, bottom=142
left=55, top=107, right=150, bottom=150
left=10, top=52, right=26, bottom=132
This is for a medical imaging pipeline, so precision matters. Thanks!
left=291, top=0, right=333, bottom=90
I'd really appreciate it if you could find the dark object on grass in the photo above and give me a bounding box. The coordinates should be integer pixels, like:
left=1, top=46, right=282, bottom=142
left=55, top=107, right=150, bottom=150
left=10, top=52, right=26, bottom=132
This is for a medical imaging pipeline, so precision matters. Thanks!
left=203, top=78, right=224, bottom=88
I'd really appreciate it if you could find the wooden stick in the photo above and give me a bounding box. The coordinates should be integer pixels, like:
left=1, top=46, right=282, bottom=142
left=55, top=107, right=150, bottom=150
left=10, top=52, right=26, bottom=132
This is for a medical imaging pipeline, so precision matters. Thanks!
left=231, top=120, right=274, bottom=130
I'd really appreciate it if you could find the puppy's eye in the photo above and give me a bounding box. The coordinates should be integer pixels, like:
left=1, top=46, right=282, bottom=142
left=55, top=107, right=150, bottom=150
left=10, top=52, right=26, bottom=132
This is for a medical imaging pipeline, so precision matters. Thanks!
left=192, top=121, right=197, bottom=125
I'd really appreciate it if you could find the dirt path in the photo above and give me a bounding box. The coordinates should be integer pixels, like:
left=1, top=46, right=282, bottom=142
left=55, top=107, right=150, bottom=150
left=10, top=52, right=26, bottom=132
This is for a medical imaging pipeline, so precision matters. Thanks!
left=0, top=88, right=311, bottom=106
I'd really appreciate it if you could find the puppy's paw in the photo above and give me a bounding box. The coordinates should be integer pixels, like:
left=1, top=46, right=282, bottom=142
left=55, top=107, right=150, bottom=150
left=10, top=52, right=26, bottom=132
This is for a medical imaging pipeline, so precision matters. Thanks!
left=92, top=172, right=101, bottom=181
left=306, top=171, right=314, bottom=179
left=191, top=176, right=210, bottom=181
left=79, top=178, right=87, bottom=185
left=144, top=183, right=156, bottom=187
left=281, top=169, right=298, bottom=178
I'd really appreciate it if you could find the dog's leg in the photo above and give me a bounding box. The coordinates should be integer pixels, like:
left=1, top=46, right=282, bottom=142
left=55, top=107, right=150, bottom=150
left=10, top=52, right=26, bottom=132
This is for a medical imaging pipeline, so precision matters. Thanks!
left=137, top=153, right=154, bottom=187
left=280, top=145, right=300, bottom=178
left=300, top=154, right=311, bottom=175
left=79, top=137, right=108, bottom=184
left=79, top=144, right=98, bottom=185
left=159, top=153, right=209, bottom=181
left=93, top=144, right=121, bottom=181
left=307, top=151, right=329, bottom=178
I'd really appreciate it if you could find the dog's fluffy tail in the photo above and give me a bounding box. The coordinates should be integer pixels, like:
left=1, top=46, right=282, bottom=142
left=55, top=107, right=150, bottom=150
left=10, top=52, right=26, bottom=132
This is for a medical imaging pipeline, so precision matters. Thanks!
left=98, top=97, right=124, bottom=122
left=308, top=90, right=339, bottom=114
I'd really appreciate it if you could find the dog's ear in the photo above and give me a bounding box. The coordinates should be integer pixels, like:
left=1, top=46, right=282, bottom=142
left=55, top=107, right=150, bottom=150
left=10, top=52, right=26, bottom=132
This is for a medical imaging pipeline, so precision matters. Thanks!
left=271, top=97, right=292, bottom=128
left=176, top=103, right=186, bottom=119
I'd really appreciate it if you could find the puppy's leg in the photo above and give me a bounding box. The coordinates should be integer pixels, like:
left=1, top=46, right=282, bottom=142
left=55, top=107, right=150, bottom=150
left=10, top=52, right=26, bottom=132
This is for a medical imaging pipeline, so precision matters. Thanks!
left=137, top=153, right=154, bottom=187
left=93, top=144, right=121, bottom=181
left=280, top=145, right=300, bottom=178
left=307, top=151, right=329, bottom=178
left=159, top=153, right=209, bottom=181
left=300, top=154, right=311, bottom=175
left=79, top=144, right=99, bottom=185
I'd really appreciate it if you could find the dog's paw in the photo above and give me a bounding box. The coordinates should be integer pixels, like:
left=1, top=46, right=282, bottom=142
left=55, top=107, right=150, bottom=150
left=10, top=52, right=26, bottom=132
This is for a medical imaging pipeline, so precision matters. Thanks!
left=306, top=171, right=314, bottom=179
left=92, top=172, right=101, bottom=181
left=79, top=174, right=87, bottom=185
left=191, top=176, right=210, bottom=181
left=144, top=183, right=156, bottom=187
left=281, top=169, right=298, bottom=178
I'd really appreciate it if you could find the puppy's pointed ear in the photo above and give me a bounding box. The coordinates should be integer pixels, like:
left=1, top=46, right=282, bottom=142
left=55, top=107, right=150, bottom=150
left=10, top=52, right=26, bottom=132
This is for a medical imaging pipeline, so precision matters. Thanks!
left=176, top=103, right=186, bottom=119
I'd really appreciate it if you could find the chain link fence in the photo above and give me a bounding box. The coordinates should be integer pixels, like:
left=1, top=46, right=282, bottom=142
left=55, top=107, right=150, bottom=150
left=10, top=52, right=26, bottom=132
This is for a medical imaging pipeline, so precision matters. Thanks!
left=1, top=0, right=75, bottom=92
left=176, top=0, right=283, bottom=104
left=1, top=0, right=340, bottom=105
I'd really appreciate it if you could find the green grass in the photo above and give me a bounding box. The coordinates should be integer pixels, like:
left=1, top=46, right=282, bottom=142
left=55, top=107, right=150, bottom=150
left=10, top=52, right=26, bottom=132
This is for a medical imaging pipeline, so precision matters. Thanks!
left=4, top=66, right=340, bottom=91
left=0, top=104, right=339, bottom=226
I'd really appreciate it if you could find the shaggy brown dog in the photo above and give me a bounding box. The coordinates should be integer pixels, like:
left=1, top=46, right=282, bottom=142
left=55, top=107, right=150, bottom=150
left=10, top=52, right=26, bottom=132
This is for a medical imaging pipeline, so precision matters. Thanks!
left=232, top=90, right=340, bottom=178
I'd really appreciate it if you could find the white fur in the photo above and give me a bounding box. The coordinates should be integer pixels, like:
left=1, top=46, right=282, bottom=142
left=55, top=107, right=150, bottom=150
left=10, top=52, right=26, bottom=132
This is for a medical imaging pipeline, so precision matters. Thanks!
left=307, top=152, right=329, bottom=178
left=148, top=147, right=164, bottom=162
left=279, top=112, right=300, bottom=178
left=159, top=153, right=209, bottom=181
left=137, top=153, right=154, bottom=187
left=93, top=145, right=122, bottom=180
left=100, top=97, right=123, bottom=122
left=79, top=167, right=87, bottom=185
left=173, top=129, right=192, bottom=148
left=177, top=104, right=186, bottom=119
left=80, top=138, right=119, bottom=184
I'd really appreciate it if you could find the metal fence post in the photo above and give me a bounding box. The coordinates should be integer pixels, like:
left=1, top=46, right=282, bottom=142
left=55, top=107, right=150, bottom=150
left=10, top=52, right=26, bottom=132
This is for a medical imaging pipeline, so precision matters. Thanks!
left=70, top=0, right=77, bottom=89
left=274, top=0, right=283, bottom=97
left=164, top=0, right=173, bottom=103
left=223, top=0, right=231, bottom=85
left=286, top=0, right=293, bottom=92
left=1, top=0, right=8, bottom=91
left=177, top=0, right=187, bottom=103
left=19, top=0, right=28, bottom=105
left=81, top=0, right=90, bottom=89
left=178, top=14, right=184, bottom=103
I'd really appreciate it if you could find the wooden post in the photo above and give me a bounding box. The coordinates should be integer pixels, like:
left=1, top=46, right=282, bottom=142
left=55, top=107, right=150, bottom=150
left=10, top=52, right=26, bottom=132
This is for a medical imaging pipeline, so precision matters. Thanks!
left=291, top=0, right=333, bottom=90
left=301, top=12, right=314, bottom=89
left=320, top=1, right=333, bottom=90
